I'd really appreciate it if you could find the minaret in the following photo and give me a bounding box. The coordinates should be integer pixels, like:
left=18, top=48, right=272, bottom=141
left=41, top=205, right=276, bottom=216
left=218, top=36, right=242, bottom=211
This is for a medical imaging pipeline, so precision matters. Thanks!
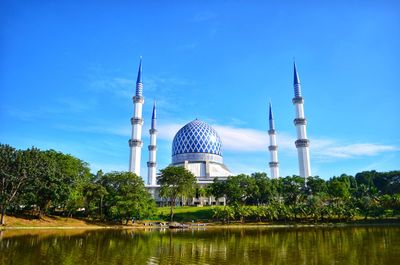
left=268, top=102, right=280, bottom=179
left=292, top=62, right=311, bottom=180
left=129, top=58, right=144, bottom=176
left=147, top=101, right=157, bottom=185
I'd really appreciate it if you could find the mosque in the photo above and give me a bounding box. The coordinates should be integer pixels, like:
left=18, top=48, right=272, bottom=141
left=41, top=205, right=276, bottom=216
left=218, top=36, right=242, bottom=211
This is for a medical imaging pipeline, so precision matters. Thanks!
left=128, top=59, right=311, bottom=204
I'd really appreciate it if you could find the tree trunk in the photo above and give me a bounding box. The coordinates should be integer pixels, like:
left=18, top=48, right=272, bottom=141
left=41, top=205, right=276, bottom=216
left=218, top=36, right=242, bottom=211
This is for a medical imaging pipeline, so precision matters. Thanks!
left=100, top=196, right=103, bottom=220
left=170, top=198, right=175, bottom=221
left=39, top=208, right=44, bottom=219
left=1, top=205, right=6, bottom=225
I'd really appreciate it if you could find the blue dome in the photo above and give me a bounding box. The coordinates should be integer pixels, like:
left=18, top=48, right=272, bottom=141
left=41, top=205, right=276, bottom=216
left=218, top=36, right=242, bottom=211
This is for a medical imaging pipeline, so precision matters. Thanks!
left=172, top=119, right=222, bottom=157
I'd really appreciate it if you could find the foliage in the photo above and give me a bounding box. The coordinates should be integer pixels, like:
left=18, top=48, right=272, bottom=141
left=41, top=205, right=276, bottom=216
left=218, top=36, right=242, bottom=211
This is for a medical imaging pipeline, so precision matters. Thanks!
left=1, top=143, right=400, bottom=224
left=206, top=171, right=400, bottom=223
left=100, top=171, right=156, bottom=223
left=20, top=149, right=91, bottom=217
left=158, top=166, right=196, bottom=221
left=0, top=144, right=28, bottom=225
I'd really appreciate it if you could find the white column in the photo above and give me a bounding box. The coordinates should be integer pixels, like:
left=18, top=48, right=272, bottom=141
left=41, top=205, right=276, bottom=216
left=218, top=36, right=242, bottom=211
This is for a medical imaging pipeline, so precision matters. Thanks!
left=147, top=128, right=157, bottom=185
left=129, top=60, right=144, bottom=176
left=293, top=97, right=311, bottom=179
left=268, top=130, right=280, bottom=179
left=268, top=103, right=280, bottom=179
left=129, top=96, right=144, bottom=176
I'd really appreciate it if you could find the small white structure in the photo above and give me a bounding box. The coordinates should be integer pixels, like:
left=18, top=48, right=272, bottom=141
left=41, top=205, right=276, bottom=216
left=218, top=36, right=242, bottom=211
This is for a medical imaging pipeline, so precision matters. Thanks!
left=292, top=62, right=312, bottom=179
left=268, top=102, right=280, bottom=178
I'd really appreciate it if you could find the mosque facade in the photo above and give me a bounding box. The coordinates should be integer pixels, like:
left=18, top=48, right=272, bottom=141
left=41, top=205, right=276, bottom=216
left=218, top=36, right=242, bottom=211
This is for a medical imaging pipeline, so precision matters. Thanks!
left=128, top=59, right=311, bottom=203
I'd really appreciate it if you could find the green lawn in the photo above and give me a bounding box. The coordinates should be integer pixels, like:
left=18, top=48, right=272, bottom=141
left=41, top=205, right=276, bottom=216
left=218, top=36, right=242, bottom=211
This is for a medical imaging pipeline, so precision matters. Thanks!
left=157, top=206, right=220, bottom=222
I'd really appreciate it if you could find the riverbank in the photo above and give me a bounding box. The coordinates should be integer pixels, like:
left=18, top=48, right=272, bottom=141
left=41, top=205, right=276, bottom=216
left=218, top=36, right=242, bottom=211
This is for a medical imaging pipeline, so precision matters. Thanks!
left=2, top=213, right=400, bottom=230
left=0, top=215, right=137, bottom=229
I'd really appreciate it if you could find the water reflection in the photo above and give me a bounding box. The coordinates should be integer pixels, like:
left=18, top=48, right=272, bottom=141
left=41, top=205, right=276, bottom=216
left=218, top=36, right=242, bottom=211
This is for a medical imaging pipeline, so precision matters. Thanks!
left=1, top=226, right=400, bottom=265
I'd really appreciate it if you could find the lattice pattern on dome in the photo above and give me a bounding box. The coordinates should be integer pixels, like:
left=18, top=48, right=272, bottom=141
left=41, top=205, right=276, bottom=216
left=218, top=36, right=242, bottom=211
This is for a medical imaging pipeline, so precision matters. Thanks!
left=172, top=119, right=222, bottom=156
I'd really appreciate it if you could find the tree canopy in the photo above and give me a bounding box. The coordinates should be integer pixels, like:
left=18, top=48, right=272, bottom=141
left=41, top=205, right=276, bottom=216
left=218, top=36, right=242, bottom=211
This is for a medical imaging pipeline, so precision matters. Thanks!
left=158, top=166, right=196, bottom=221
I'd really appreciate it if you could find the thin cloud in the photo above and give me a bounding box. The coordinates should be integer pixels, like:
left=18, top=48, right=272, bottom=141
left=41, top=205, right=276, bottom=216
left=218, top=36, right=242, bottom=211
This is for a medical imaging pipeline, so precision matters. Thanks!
left=157, top=122, right=295, bottom=152
left=157, top=122, right=399, bottom=159
left=55, top=119, right=399, bottom=161
left=214, top=125, right=295, bottom=152
left=317, top=143, right=399, bottom=158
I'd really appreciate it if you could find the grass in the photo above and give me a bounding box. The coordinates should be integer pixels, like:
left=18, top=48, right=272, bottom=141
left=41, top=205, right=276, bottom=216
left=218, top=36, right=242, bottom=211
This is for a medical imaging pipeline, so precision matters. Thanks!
left=1, top=215, right=105, bottom=228
left=157, top=206, right=218, bottom=222
left=1, top=207, right=218, bottom=228
left=4, top=207, right=399, bottom=228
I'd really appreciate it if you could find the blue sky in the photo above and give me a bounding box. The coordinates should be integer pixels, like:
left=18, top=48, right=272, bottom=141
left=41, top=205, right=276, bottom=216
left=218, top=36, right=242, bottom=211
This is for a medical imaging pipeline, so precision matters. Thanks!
left=1, top=0, right=399, bottom=180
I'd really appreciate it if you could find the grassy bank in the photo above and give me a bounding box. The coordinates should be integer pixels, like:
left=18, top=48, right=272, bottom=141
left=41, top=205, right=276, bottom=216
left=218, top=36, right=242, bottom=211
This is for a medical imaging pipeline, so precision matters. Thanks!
left=157, top=206, right=215, bottom=222
left=1, top=215, right=112, bottom=228
left=2, top=206, right=400, bottom=229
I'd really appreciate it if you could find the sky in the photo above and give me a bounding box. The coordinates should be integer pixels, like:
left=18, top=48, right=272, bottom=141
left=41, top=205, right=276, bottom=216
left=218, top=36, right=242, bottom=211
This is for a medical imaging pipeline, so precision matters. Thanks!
left=1, top=0, right=399, bottom=180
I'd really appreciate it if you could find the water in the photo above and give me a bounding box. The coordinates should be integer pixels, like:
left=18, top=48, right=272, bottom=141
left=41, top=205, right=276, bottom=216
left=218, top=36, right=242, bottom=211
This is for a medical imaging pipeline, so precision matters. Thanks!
left=1, top=226, right=400, bottom=265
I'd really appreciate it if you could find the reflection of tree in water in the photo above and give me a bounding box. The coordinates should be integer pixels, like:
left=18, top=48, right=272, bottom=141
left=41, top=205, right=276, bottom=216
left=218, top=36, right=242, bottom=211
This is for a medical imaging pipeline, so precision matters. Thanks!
left=1, top=227, right=399, bottom=265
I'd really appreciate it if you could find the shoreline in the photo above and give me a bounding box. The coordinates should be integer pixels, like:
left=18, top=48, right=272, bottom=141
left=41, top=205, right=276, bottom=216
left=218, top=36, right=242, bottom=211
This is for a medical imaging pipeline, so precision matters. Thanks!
left=2, top=219, right=400, bottom=231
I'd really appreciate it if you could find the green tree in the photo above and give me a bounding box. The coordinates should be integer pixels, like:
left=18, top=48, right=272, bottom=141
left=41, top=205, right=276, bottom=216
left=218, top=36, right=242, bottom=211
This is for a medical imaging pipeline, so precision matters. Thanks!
left=306, top=176, right=328, bottom=195
left=356, top=170, right=400, bottom=195
left=0, top=144, right=28, bottom=225
left=224, top=174, right=257, bottom=206
left=251, top=172, right=277, bottom=205
left=196, top=186, right=208, bottom=206
left=101, top=171, right=156, bottom=223
left=327, top=176, right=353, bottom=220
left=208, top=178, right=227, bottom=202
left=281, top=176, right=305, bottom=218
left=158, top=166, right=196, bottom=221
left=21, top=149, right=91, bottom=217
left=82, top=181, right=108, bottom=219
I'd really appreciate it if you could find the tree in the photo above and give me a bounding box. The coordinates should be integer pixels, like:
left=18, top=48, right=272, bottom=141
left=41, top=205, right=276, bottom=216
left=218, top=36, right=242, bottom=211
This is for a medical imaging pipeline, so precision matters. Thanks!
left=327, top=176, right=353, bottom=220
left=196, top=186, right=207, bottom=206
left=252, top=172, right=277, bottom=205
left=224, top=174, right=257, bottom=206
left=0, top=144, right=28, bottom=225
left=100, top=171, right=156, bottom=223
left=208, top=178, right=227, bottom=202
left=306, top=176, right=328, bottom=195
left=21, top=149, right=91, bottom=217
left=82, top=181, right=107, bottom=219
left=158, top=166, right=196, bottom=221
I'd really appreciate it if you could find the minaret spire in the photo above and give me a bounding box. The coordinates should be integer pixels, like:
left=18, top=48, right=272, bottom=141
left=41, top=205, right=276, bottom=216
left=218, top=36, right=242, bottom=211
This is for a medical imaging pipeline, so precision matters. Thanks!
left=269, top=101, right=275, bottom=130
left=147, top=100, right=158, bottom=186
left=293, top=61, right=302, bottom=97
left=268, top=101, right=279, bottom=179
left=151, top=100, right=156, bottom=129
left=129, top=58, right=145, bottom=176
left=136, top=57, right=143, bottom=96
left=292, top=61, right=311, bottom=181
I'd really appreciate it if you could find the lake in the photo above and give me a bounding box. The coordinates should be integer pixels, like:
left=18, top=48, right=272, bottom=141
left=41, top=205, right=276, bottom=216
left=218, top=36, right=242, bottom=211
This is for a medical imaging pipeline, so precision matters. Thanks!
left=1, top=225, right=400, bottom=265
